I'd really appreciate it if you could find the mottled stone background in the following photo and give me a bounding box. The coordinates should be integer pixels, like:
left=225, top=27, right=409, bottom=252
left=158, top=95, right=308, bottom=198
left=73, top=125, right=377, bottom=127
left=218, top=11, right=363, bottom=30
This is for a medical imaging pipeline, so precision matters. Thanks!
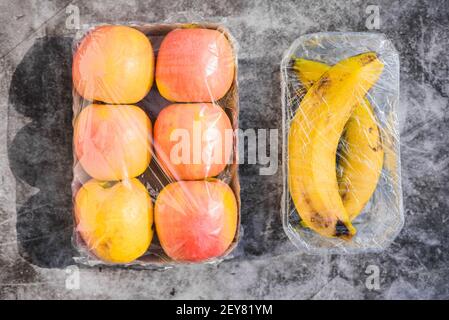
left=0, top=0, right=448, bottom=299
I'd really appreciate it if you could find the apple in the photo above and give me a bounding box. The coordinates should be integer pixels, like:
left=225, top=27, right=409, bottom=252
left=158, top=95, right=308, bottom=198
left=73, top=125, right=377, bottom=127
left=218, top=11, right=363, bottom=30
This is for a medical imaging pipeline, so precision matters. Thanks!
left=75, top=178, right=153, bottom=263
left=153, top=103, right=233, bottom=181
left=73, top=25, right=154, bottom=104
left=74, top=104, right=152, bottom=181
left=156, top=28, right=235, bottom=102
left=155, top=180, right=238, bottom=262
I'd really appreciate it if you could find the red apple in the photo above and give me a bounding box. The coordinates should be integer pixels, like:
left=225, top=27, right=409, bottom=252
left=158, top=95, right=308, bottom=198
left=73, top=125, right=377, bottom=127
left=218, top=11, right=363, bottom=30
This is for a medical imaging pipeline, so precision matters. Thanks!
left=74, top=104, right=152, bottom=181
left=154, top=103, right=233, bottom=180
left=156, top=28, right=235, bottom=102
left=155, top=180, right=238, bottom=262
left=73, top=25, right=154, bottom=104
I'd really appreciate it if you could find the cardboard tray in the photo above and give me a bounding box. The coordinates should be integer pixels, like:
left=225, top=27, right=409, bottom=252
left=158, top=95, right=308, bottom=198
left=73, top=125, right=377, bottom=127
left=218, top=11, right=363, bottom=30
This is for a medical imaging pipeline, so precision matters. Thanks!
left=71, top=22, right=240, bottom=268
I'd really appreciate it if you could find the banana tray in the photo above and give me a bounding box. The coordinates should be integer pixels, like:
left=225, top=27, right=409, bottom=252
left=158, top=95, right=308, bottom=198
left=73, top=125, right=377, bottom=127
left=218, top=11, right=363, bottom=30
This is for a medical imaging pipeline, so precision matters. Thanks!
left=281, top=32, right=404, bottom=253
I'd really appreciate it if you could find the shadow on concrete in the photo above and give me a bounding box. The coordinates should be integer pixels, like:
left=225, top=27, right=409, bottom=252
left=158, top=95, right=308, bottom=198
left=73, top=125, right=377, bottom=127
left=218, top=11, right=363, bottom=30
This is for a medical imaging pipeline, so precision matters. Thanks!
left=7, top=36, right=76, bottom=268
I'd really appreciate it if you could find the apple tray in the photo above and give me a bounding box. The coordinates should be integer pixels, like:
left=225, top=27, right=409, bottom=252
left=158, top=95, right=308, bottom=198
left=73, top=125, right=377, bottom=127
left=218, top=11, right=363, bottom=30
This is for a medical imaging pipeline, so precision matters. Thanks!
left=71, top=22, right=241, bottom=269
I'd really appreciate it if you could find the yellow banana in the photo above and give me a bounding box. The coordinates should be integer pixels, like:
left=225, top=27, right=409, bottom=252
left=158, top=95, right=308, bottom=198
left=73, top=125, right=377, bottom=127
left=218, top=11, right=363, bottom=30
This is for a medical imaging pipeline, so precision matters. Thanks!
left=293, top=59, right=330, bottom=90
left=293, top=58, right=384, bottom=221
left=288, top=52, right=384, bottom=239
left=338, top=101, right=384, bottom=220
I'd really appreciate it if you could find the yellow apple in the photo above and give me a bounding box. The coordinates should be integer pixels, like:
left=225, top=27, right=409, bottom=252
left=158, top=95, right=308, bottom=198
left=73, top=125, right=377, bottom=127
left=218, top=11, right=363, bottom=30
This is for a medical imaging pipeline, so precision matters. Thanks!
left=75, top=178, right=153, bottom=263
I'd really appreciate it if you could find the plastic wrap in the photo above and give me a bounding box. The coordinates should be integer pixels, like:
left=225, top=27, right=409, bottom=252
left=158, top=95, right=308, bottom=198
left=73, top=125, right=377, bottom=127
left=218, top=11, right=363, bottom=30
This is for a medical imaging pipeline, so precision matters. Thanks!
left=281, top=32, right=404, bottom=253
left=71, top=22, right=240, bottom=267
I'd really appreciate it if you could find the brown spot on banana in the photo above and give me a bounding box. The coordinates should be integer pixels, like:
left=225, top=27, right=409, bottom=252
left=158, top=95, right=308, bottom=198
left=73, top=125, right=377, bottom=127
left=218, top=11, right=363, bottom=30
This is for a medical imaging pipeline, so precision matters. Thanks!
left=359, top=52, right=377, bottom=65
left=315, top=76, right=331, bottom=95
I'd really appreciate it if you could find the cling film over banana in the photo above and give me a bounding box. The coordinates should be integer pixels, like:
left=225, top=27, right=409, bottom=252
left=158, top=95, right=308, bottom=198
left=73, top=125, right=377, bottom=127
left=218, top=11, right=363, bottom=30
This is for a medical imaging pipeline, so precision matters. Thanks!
left=293, top=57, right=385, bottom=223
left=281, top=33, right=404, bottom=253
left=289, top=52, right=384, bottom=239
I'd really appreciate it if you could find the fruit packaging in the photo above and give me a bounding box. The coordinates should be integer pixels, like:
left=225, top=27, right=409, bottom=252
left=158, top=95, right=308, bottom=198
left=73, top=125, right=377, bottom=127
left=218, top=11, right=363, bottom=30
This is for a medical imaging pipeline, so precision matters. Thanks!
left=71, top=22, right=240, bottom=268
left=281, top=32, right=404, bottom=253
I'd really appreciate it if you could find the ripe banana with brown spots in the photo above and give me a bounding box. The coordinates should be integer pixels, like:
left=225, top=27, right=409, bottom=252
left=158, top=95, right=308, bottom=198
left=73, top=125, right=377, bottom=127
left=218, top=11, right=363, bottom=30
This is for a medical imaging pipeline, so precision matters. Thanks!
left=288, top=52, right=384, bottom=239
left=293, top=58, right=384, bottom=221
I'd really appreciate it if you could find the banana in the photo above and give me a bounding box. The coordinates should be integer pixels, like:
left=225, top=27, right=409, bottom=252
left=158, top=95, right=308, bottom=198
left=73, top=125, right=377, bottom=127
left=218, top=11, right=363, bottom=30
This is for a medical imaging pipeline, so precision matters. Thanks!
left=338, top=101, right=384, bottom=220
left=293, top=58, right=384, bottom=221
left=293, top=58, right=330, bottom=90
left=288, top=52, right=384, bottom=239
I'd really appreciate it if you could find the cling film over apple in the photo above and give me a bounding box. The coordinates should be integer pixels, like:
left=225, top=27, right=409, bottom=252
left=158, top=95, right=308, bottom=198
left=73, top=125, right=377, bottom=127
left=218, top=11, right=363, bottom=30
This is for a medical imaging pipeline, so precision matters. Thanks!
left=71, top=20, right=240, bottom=268
left=280, top=32, right=404, bottom=253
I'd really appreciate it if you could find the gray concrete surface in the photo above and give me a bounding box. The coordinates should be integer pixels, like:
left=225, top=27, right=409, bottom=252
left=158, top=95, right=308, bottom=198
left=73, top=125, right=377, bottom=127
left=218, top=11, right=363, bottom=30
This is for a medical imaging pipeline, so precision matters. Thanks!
left=0, top=0, right=448, bottom=299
